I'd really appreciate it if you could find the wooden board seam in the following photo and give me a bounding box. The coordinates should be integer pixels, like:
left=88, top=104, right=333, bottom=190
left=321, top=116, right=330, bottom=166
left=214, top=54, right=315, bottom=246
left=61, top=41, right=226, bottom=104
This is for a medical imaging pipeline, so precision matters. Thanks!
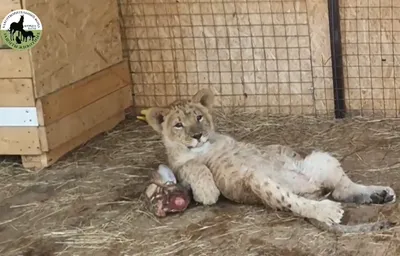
left=36, top=60, right=131, bottom=126
left=35, top=60, right=130, bottom=99
left=40, top=85, right=132, bottom=151
left=22, top=111, right=125, bottom=169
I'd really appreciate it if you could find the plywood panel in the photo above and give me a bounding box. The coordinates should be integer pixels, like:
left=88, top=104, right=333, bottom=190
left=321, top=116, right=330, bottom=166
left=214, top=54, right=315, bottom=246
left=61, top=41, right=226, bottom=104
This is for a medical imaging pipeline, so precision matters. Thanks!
left=36, top=61, right=131, bottom=126
left=41, top=85, right=132, bottom=151
left=0, top=49, right=32, bottom=78
left=22, top=112, right=125, bottom=169
left=0, top=0, right=21, bottom=20
left=23, top=0, right=124, bottom=97
left=307, top=0, right=331, bottom=67
left=0, top=79, right=35, bottom=107
left=0, top=127, right=41, bottom=154
left=306, top=0, right=334, bottom=115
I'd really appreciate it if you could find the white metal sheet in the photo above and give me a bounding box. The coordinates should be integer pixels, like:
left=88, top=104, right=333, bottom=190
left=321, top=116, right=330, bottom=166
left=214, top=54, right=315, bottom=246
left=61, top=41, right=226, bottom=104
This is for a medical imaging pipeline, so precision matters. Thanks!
left=0, top=107, right=39, bottom=127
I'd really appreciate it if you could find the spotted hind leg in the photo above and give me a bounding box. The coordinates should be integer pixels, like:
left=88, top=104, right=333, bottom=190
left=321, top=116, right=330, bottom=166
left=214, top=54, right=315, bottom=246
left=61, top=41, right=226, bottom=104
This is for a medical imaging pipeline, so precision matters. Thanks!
left=299, top=151, right=396, bottom=205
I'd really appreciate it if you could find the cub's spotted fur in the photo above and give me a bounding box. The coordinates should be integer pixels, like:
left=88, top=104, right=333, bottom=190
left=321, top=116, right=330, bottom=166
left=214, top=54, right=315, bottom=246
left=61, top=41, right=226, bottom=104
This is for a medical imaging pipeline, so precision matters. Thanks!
left=145, top=89, right=396, bottom=234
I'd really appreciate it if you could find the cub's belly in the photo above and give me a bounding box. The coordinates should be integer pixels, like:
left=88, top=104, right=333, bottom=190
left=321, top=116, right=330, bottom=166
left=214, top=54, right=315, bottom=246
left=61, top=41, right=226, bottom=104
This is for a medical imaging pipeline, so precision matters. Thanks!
left=210, top=165, right=262, bottom=205
left=216, top=178, right=262, bottom=204
left=205, top=149, right=265, bottom=204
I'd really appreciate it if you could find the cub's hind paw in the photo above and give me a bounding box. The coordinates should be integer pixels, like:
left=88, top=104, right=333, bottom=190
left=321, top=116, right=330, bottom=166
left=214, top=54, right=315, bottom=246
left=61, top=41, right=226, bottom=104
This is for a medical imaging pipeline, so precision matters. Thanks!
left=369, top=188, right=396, bottom=204
left=351, top=186, right=397, bottom=205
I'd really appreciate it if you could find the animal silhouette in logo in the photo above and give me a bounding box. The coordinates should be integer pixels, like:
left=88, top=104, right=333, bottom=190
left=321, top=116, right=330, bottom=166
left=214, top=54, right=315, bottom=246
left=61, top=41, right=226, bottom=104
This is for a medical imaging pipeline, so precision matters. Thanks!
left=8, top=15, right=24, bottom=40
left=21, top=30, right=35, bottom=42
left=15, top=36, right=21, bottom=44
left=7, top=15, right=36, bottom=44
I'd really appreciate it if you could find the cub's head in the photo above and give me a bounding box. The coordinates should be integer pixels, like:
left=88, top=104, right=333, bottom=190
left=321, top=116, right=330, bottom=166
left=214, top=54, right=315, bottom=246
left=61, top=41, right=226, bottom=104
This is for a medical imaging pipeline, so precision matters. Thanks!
left=145, top=89, right=215, bottom=149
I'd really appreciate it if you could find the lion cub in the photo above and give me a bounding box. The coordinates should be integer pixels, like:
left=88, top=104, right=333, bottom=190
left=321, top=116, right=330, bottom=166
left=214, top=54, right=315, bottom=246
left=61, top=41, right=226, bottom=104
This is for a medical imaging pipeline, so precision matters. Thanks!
left=145, top=89, right=396, bottom=234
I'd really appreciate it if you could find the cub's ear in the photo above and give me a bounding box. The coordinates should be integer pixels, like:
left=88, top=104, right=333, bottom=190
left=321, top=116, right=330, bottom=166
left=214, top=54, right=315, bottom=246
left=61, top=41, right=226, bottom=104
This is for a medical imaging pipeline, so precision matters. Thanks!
left=146, top=107, right=170, bottom=133
left=192, top=89, right=214, bottom=110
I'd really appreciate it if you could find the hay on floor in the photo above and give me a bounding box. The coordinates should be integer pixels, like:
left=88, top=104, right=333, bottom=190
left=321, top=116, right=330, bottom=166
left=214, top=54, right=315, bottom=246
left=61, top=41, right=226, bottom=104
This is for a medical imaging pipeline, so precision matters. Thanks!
left=1, top=110, right=400, bottom=256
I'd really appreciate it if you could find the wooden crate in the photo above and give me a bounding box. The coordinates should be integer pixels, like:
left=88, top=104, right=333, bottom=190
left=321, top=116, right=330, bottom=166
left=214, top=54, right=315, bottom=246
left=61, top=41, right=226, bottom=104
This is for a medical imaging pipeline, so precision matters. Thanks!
left=0, top=0, right=133, bottom=169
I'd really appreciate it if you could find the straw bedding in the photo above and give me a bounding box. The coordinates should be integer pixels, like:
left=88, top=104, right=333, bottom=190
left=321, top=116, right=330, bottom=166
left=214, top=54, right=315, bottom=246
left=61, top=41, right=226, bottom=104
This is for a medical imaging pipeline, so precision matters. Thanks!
left=1, top=110, right=400, bottom=256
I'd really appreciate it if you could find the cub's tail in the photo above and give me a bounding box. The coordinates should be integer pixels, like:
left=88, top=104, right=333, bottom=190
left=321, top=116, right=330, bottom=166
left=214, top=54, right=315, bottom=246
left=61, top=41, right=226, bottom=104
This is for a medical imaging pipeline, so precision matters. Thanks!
left=308, top=218, right=396, bottom=235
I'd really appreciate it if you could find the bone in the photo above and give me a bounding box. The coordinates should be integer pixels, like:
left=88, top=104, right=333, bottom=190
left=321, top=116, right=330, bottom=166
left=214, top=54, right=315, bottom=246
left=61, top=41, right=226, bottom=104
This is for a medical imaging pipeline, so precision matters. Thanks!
left=157, top=164, right=177, bottom=184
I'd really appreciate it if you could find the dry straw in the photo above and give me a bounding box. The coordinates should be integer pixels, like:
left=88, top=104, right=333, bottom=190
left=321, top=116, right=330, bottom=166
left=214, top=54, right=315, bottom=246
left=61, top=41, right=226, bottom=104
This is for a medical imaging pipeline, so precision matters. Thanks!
left=1, top=109, right=400, bottom=255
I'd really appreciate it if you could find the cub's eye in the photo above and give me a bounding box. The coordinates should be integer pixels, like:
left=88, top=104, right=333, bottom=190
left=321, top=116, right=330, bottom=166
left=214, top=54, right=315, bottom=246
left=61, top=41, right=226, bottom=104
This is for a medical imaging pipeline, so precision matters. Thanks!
left=174, top=122, right=183, bottom=128
left=196, top=115, right=203, bottom=121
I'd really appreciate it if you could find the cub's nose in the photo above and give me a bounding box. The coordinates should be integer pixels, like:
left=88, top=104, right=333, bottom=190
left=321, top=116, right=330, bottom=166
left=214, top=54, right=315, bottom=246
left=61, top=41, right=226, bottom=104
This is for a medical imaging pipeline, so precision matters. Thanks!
left=192, top=133, right=203, bottom=141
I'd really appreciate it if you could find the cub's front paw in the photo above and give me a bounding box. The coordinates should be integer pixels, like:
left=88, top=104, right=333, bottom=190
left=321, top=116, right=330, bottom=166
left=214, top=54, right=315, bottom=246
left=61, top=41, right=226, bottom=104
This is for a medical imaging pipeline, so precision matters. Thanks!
left=314, top=199, right=344, bottom=226
left=191, top=182, right=220, bottom=205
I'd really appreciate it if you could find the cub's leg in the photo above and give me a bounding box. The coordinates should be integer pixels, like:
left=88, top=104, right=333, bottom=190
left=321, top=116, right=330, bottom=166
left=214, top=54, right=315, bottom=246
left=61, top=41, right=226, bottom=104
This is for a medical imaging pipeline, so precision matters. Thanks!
left=249, top=173, right=344, bottom=225
left=176, top=162, right=220, bottom=205
left=300, top=151, right=396, bottom=204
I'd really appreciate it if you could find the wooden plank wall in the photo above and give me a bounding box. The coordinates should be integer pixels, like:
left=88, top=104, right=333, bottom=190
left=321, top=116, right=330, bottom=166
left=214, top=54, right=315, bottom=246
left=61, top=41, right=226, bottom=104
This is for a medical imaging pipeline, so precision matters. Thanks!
left=23, top=61, right=132, bottom=168
left=36, top=62, right=131, bottom=125
left=0, top=1, right=33, bottom=107
left=0, top=0, right=39, bottom=155
left=119, top=0, right=334, bottom=116
left=0, top=50, right=32, bottom=79
left=0, top=79, right=35, bottom=107
left=0, top=0, right=133, bottom=167
left=0, top=127, right=41, bottom=154
left=36, top=61, right=132, bottom=151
